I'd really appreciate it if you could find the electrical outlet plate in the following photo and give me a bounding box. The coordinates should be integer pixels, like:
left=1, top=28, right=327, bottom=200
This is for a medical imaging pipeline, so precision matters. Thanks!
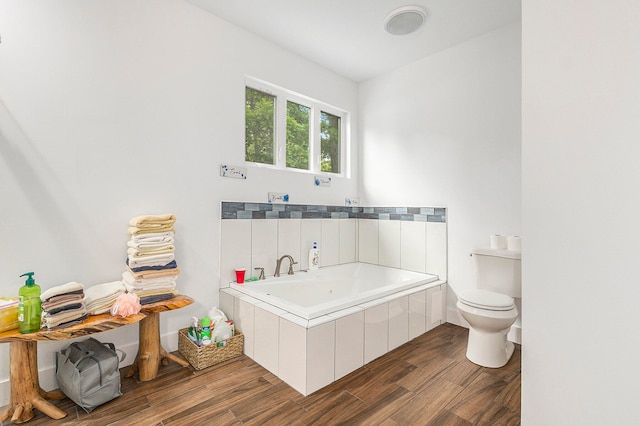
left=345, top=197, right=360, bottom=206
left=268, top=192, right=289, bottom=203
left=220, top=164, right=247, bottom=180
left=314, top=176, right=332, bottom=187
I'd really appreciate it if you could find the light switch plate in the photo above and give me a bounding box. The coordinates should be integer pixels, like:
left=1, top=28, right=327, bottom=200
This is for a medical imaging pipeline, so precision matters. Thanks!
left=314, top=176, right=332, bottom=187
left=345, top=197, right=360, bottom=206
left=220, top=164, right=247, bottom=180
left=268, top=192, right=289, bottom=203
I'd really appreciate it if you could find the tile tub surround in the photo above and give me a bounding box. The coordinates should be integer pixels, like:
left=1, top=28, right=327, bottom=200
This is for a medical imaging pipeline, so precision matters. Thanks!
left=219, top=202, right=448, bottom=396
left=219, top=280, right=447, bottom=396
left=220, top=202, right=448, bottom=285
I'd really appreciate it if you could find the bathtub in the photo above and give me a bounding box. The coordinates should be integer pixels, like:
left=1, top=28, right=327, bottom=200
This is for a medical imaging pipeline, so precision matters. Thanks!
left=221, top=262, right=446, bottom=396
left=230, top=262, right=439, bottom=320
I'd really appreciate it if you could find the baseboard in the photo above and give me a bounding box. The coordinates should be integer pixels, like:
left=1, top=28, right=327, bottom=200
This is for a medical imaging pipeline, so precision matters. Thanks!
left=0, top=331, right=180, bottom=408
left=446, top=306, right=522, bottom=345
left=507, top=324, right=522, bottom=345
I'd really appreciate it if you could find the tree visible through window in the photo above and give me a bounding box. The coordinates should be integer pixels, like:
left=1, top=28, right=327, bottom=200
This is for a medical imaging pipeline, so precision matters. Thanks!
left=245, top=87, right=275, bottom=165
left=286, top=101, right=310, bottom=170
left=321, top=111, right=341, bottom=173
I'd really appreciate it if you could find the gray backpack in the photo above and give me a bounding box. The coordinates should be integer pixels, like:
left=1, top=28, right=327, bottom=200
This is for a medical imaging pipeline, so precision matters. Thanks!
left=55, top=337, right=124, bottom=412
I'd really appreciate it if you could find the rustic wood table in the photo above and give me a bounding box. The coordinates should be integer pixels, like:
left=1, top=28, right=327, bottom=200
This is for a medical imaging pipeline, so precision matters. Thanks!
left=126, top=295, right=193, bottom=381
left=0, top=294, right=193, bottom=424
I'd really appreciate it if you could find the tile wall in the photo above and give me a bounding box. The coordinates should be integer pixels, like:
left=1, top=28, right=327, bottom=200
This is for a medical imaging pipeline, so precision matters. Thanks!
left=220, top=202, right=448, bottom=286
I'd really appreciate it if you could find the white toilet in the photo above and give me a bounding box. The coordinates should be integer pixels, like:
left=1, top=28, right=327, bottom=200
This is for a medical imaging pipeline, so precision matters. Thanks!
left=456, top=247, right=521, bottom=368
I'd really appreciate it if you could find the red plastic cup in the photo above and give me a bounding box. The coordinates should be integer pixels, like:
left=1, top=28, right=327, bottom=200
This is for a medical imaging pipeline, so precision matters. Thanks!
left=235, top=268, right=246, bottom=284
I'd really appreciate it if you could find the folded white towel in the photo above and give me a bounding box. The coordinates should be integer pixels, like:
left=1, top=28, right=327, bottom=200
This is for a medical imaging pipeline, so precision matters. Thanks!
left=122, top=271, right=177, bottom=290
left=127, top=253, right=175, bottom=268
left=42, top=306, right=87, bottom=328
left=86, top=293, right=121, bottom=311
left=40, top=282, right=84, bottom=302
left=130, top=231, right=175, bottom=244
left=127, top=238, right=174, bottom=250
left=86, top=293, right=123, bottom=315
left=84, top=281, right=126, bottom=306
left=87, top=306, right=113, bottom=315
left=127, top=246, right=175, bottom=258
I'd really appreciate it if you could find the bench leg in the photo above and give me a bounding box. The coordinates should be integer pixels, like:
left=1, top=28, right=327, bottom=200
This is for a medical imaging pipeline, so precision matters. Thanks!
left=125, top=312, right=190, bottom=381
left=0, top=341, right=67, bottom=424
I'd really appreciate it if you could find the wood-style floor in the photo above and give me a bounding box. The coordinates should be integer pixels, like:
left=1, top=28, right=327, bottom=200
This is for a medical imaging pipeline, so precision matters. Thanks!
left=6, top=323, right=520, bottom=425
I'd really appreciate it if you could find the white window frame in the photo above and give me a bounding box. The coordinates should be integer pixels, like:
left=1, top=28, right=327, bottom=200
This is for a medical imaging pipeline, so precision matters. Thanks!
left=245, top=76, right=348, bottom=176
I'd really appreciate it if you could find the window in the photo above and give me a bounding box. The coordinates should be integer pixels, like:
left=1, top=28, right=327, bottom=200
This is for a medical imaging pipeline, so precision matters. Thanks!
left=321, top=111, right=341, bottom=174
left=286, top=101, right=310, bottom=170
left=245, top=77, right=348, bottom=175
left=245, top=87, right=275, bottom=165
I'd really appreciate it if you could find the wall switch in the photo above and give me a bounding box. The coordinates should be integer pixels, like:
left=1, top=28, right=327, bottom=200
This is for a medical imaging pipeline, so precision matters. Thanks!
left=268, top=192, right=289, bottom=203
left=220, top=164, right=247, bottom=179
left=314, top=176, right=332, bottom=187
left=345, top=197, right=360, bottom=206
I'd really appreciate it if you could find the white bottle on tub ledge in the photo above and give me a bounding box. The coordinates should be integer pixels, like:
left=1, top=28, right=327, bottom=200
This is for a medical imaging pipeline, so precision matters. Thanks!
left=308, top=242, right=320, bottom=270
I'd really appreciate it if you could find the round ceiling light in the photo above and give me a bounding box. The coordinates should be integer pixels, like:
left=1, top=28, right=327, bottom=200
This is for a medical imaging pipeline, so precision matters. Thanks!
left=384, top=5, right=428, bottom=36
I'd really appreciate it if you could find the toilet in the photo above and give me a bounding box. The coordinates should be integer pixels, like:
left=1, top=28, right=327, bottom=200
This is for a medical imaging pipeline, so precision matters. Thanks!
left=456, top=247, right=521, bottom=368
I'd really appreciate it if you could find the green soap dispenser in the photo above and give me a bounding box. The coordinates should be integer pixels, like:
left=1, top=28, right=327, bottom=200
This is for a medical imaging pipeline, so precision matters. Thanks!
left=18, top=272, right=41, bottom=334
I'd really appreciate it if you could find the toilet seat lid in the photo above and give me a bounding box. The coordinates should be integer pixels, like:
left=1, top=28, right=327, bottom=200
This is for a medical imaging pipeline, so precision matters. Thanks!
left=458, top=289, right=514, bottom=311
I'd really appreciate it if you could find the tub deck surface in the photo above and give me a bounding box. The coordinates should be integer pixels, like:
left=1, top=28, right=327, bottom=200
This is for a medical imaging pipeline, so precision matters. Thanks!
left=230, top=263, right=439, bottom=319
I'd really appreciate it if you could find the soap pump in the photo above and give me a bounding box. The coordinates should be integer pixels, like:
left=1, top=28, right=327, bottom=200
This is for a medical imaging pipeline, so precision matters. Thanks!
left=18, top=272, right=41, bottom=334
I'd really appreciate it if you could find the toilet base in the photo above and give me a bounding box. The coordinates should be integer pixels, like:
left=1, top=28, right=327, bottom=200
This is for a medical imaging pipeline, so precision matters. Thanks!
left=465, top=327, right=515, bottom=368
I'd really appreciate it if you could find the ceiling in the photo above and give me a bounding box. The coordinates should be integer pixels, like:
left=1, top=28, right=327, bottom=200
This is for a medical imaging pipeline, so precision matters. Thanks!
left=186, top=0, right=521, bottom=82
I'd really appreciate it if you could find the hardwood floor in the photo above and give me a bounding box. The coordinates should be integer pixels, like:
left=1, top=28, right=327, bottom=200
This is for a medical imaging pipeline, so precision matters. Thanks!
left=4, top=323, right=520, bottom=425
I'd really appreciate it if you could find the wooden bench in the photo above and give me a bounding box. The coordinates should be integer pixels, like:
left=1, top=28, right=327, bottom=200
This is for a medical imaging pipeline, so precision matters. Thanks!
left=0, top=294, right=193, bottom=424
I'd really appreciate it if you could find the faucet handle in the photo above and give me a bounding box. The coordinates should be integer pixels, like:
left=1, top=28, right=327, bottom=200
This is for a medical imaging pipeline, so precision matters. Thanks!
left=254, top=267, right=265, bottom=280
left=288, top=261, right=298, bottom=275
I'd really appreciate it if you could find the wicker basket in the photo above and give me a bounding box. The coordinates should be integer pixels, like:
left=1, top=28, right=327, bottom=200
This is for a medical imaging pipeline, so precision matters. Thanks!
left=178, top=328, right=244, bottom=370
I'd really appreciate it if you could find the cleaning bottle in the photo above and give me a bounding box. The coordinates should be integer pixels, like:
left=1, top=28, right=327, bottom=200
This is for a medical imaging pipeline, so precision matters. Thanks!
left=18, top=272, right=41, bottom=334
left=212, top=320, right=233, bottom=347
left=308, top=242, right=320, bottom=271
left=188, top=316, right=200, bottom=343
left=200, top=316, right=212, bottom=346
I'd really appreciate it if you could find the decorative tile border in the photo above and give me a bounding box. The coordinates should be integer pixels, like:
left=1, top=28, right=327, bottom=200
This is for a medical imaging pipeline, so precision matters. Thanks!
left=222, top=202, right=446, bottom=222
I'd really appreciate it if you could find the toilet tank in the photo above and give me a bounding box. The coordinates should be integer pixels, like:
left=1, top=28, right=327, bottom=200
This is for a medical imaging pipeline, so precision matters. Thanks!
left=471, top=248, right=521, bottom=298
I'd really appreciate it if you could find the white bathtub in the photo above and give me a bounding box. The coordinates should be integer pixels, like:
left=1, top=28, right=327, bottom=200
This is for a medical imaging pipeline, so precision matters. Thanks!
left=230, top=262, right=439, bottom=320
left=221, top=262, right=446, bottom=395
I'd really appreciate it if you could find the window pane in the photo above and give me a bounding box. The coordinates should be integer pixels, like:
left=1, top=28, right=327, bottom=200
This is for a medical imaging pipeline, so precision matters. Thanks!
left=321, top=111, right=341, bottom=173
left=245, top=87, right=276, bottom=165
left=286, top=101, right=310, bottom=170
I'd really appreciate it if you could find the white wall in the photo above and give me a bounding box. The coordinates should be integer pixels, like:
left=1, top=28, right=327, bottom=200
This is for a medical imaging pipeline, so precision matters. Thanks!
left=359, top=22, right=521, bottom=321
left=522, top=1, right=640, bottom=424
left=0, top=0, right=357, bottom=404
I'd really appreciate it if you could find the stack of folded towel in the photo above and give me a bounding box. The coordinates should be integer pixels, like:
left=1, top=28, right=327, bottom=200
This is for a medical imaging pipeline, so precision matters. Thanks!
left=40, top=282, right=87, bottom=330
left=125, top=214, right=180, bottom=304
left=122, top=271, right=177, bottom=304
left=84, top=280, right=126, bottom=315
